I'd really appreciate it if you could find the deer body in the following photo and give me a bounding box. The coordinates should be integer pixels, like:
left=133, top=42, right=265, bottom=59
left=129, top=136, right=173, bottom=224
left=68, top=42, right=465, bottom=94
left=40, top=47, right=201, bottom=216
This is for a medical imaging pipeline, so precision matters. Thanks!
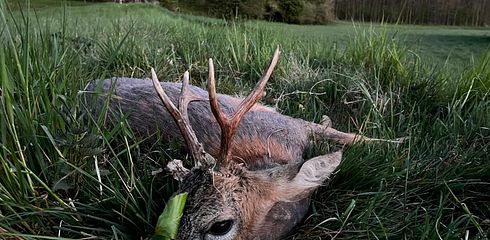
left=88, top=78, right=342, bottom=167
left=84, top=49, right=377, bottom=239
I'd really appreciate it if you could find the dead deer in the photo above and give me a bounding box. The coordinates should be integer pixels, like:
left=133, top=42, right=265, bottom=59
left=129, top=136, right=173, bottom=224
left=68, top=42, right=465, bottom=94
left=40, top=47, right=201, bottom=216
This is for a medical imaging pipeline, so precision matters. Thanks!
left=84, top=48, right=401, bottom=239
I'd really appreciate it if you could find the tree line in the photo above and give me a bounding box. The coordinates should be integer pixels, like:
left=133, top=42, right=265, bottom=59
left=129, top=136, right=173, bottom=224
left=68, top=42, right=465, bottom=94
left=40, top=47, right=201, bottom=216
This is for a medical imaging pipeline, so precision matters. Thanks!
left=335, top=0, right=490, bottom=26
left=160, top=0, right=335, bottom=24
left=82, top=0, right=490, bottom=26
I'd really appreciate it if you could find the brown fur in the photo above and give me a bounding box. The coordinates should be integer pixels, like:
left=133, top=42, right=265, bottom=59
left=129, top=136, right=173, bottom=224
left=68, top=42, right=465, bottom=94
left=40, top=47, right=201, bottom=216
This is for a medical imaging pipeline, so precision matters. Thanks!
left=230, top=137, right=293, bottom=166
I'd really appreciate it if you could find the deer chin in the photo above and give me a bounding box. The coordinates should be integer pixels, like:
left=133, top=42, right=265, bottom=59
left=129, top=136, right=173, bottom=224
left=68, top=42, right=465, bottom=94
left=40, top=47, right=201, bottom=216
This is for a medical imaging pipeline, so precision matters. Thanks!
left=255, top=198, right=311, bottom=239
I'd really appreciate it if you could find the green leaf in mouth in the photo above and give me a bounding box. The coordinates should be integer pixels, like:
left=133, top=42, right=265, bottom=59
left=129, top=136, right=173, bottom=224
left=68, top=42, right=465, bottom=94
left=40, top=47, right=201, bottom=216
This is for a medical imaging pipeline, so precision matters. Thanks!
left=154, top=192, right=188, bottom=240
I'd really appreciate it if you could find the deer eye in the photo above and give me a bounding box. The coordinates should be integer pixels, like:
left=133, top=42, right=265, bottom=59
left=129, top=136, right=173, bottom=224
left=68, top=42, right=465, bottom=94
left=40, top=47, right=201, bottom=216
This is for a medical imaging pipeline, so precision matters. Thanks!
left=208, top=219, right=234, bottom=236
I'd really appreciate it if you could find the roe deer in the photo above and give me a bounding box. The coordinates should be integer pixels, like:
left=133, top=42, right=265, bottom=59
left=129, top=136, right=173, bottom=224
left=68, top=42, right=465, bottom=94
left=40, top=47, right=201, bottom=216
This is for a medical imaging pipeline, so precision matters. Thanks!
left=84, top=48, right=401, bottom=239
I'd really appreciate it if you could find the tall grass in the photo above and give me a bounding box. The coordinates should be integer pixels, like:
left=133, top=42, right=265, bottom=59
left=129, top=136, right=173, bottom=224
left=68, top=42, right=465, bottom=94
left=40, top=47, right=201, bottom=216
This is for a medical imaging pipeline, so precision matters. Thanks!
left=0, top=2, right=489, bottom=239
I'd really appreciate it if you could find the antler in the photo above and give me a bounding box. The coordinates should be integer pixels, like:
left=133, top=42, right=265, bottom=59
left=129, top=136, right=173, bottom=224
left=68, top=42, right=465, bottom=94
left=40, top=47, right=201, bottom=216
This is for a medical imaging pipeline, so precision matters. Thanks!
left=151, top=69, right=214, bottom=167
left=208, top=47, right=280, bottom=163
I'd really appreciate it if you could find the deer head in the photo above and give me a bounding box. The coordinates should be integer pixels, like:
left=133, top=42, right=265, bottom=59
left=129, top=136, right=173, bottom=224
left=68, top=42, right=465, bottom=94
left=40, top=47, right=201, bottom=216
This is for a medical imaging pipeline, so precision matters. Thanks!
left=151, top=48, right=343, bottom=240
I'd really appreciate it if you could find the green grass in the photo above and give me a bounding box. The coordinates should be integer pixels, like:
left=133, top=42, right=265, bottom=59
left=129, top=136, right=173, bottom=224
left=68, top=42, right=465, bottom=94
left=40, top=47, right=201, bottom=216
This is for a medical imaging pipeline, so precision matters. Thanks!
left=247, top=20, right=490, bottom=71
left=0, top=2, right=489, bottom=239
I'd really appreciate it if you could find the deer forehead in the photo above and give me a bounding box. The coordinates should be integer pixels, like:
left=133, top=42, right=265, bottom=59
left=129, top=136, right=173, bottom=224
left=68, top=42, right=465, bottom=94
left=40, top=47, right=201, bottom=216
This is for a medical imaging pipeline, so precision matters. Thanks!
left=180, top=167, right=276, bottom=206
left=194, top=169, right=280, bottom=209
left=212, top=169, right=273, bottom=196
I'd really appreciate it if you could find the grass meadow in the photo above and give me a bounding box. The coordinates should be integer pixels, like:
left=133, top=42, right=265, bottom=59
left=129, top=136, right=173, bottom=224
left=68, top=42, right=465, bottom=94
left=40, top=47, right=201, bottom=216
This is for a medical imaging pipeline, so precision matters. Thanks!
left=1, top=1, right=489, bottom=239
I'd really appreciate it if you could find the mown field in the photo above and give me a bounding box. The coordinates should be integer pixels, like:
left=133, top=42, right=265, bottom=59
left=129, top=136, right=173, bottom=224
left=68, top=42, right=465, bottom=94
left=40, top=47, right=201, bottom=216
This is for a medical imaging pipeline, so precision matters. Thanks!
left=1, top=2, right=489, bottom=239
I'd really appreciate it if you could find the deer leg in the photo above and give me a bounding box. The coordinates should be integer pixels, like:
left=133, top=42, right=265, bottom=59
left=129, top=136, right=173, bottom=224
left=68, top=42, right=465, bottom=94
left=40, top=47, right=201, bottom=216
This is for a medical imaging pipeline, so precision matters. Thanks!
left=318, top=126, right=363, bottom=145
left=307, top=122, right=406, bottom=145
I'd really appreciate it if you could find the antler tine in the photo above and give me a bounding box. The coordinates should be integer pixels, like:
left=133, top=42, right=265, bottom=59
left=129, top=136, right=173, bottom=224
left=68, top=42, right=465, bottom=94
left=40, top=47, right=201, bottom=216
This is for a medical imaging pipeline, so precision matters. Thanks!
left=234, top=47, right=280, bottom=120
left=179, top=71, right=202, bottom=120
left=209, top=47, right=281, bottom=162
left=151, top=68, right=210, bottom=167
left=208, top=58, right=230, bottom=161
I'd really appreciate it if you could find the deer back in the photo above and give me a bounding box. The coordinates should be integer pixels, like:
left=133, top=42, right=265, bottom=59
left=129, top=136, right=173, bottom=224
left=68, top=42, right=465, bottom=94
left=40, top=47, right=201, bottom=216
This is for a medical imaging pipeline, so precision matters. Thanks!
left=85, top=77, right=312, bottom=169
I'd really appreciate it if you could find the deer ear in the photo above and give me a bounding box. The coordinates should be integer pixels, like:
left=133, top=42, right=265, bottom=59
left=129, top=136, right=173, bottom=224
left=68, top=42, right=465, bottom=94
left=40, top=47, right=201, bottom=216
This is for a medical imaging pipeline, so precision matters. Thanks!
left=278, top=151, right=342, bottom=202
